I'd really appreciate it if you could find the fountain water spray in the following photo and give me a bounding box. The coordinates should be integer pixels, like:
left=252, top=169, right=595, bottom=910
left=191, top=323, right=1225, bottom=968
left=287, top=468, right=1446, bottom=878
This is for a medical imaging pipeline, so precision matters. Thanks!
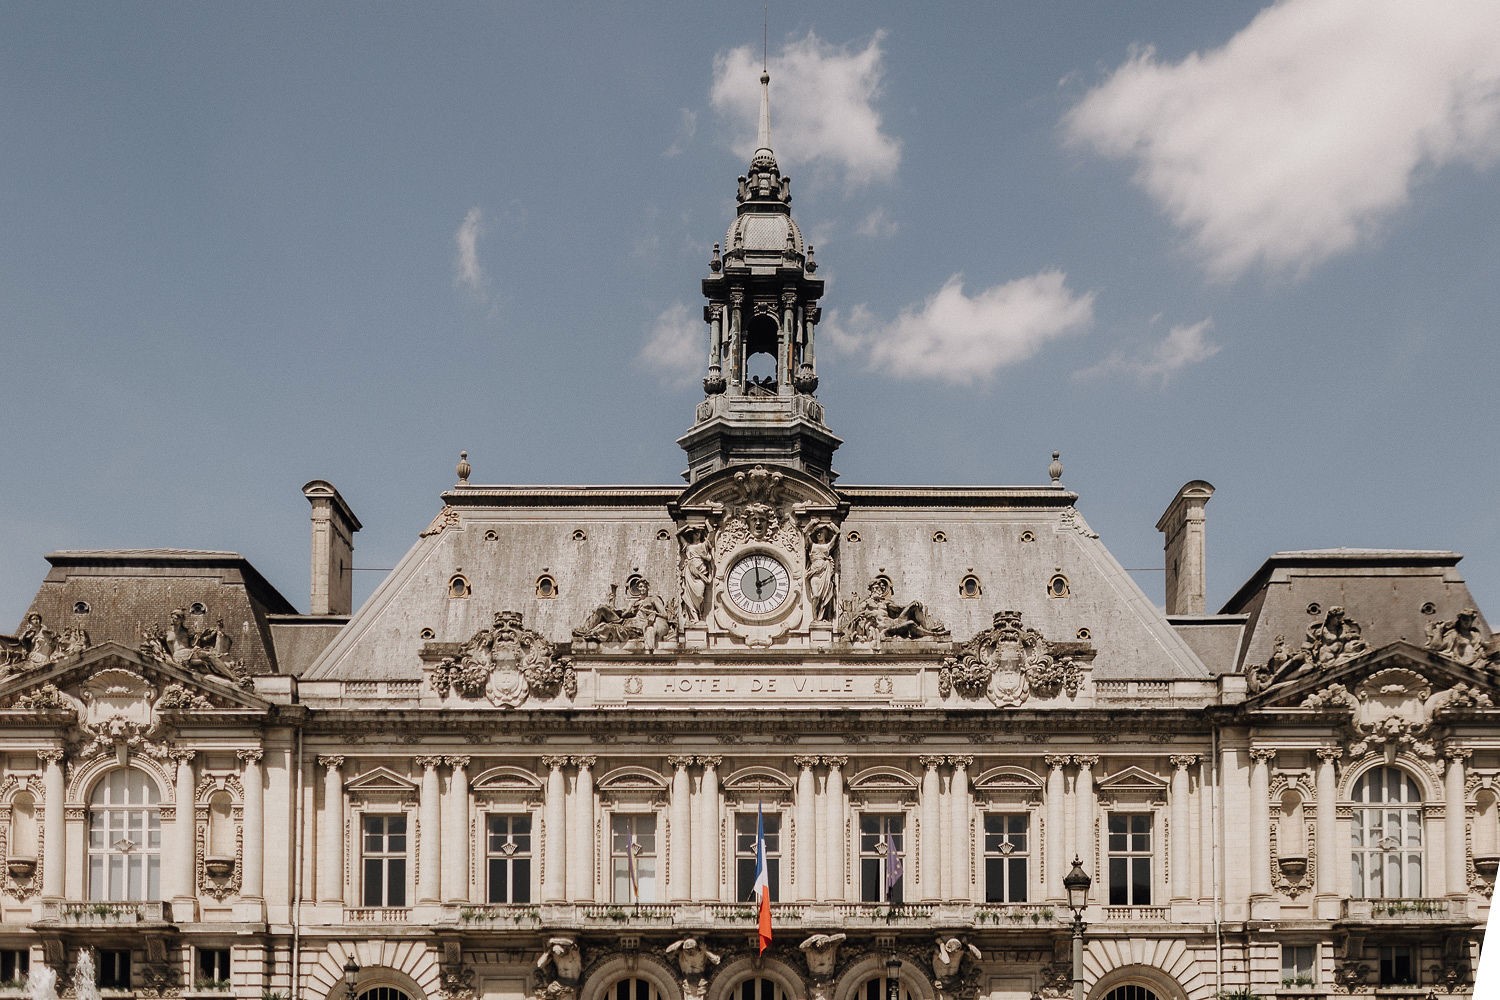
left=25, top=964, right=57, bottom=1000
left=72, top=951, right=101, bottom=1000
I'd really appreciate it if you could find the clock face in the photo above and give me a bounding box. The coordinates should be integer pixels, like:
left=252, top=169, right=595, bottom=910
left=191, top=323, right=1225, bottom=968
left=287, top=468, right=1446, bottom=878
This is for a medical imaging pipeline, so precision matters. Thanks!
left=726, top=553, right=792, bottom=616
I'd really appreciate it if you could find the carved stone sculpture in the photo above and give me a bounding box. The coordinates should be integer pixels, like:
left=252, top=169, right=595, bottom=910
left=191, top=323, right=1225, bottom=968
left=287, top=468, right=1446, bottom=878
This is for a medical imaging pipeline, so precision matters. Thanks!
left=678, top=525, right=715, bottom=624
left=1248, top=606, right=1369, bottom=693
left=433, top=611, right=575, bottom=707
left=1, top=613, right=87, bottom=672
left=1301, top=666, right=1493, bottom=757
left=932, top=937, right=980, bottom=984
left=799, top=933, right=846, bottom=979
left=536, top=938, right=582, bottom=985
left=1426, top=608, right=1489, bottom=666
left=572, top=580, right=678, bottom=651
left=665, top=938, right=721, bottom=1000
left=803, top=520, right=838, bottom=623
left=940, top=610, right=1083, bottom=706
left=139, top=610, right=250, bottom=689
left=841, top=577, right=949, bottom=644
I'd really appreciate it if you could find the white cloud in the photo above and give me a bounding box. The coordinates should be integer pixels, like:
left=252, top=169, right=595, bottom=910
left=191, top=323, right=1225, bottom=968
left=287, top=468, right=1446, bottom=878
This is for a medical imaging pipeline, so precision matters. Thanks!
left=638, top=302, right=704, bottom=386
left=664, top=108, right=698, bottom=158
left=855, top=206, right=898, bottom=239
left=823, top=271, right=1094, bottom=384
left=712, top=31, right=901, bottom=188
left=1064, top=0, right=1500, bottom=279
left=1075, top=319, right=1220, bottom=384
left=453, top=207, right=487, bottom=298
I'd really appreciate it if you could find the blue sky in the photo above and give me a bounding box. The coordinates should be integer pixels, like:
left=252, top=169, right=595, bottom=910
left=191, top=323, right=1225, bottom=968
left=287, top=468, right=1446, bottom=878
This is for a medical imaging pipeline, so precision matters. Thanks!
left=3, top=1, right=1498, bottom=627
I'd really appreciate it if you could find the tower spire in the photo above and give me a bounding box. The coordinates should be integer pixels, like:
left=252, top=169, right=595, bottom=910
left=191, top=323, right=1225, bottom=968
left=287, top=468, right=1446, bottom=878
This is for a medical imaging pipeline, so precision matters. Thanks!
left=754, top=69, right=775, bottom=168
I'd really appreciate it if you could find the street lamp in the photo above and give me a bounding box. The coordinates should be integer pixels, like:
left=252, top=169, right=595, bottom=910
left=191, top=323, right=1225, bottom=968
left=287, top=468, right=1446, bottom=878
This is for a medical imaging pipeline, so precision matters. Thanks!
left=1062, top=856, right=1092, bottom=1000
left=343, top=956, right=360, bottom=1000
left=885, top=954, right=902, bottom=1000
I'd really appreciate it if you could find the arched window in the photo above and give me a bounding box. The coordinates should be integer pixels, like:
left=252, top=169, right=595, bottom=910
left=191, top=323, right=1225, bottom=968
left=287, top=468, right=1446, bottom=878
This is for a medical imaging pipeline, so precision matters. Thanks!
left=737, top=978, right=790, bottom=1000
left=610, top=979, right=663, bottom=1000
left=858, top=975, right=915, bottom=1000
left=88, top=769, right=162, bottom=901
left=1352, top=767, right=1423, bottom=898
left=1102, top=987, right=1163, bottom=1000
left=357, top=989, right=413, bottom=1000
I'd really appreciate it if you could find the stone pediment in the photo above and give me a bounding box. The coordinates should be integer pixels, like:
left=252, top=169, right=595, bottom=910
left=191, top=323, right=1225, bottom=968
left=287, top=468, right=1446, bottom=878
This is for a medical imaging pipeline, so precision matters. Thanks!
left=344, top=766, right=420, bottom=795
left=0, top=641, right=269, bottom=715
left=673, top=461, right=844, bottom=513
left=1246, top=641, right=1498, bottom=712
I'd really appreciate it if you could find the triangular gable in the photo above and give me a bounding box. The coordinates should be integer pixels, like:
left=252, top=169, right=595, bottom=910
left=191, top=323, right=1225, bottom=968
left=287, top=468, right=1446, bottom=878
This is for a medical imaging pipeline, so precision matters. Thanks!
left=0, top=641, right=270, bottom=712
left=1246, top=641, right=1499, bottom=712
left=344, top=765, right=419, bottom=795
left=1096, top=765, right=1169, bottom=792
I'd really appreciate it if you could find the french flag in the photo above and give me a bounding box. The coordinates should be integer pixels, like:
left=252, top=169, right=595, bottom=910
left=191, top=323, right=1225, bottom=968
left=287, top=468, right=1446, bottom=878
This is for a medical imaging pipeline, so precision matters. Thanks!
left=752, top=803, right=771, bottom=953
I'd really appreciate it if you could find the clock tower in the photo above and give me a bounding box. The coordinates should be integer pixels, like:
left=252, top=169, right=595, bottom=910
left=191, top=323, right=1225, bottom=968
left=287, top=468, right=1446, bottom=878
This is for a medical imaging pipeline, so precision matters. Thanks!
left=676, top=69, right=842, bottom=486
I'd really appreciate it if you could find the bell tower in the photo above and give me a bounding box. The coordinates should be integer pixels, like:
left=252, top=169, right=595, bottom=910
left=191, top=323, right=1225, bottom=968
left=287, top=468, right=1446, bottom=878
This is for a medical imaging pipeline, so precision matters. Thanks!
left=678, top=70, right=842, bottom=485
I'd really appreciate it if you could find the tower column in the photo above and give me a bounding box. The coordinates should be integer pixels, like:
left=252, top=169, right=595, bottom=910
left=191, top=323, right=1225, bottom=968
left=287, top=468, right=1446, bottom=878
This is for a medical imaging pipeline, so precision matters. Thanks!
left=919, top=756, right=943, bottom=901
left=794, top=756, right=818, bottom=901
left=728, top=289, right=744, bottom=386
left=779, top=289, right=795, bottom=393
left=543, top=756, right=567, bottom=902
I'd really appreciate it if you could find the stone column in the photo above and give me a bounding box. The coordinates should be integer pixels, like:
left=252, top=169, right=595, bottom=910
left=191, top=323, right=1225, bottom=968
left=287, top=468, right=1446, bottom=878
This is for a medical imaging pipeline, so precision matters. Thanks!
left=938, top=766, right=954, bottom=899
left=669, top=756, right=694, bottom=901
left=572, top=756, right=596, bottom=902
left=728, top=289, right=744, bottom=386
left=39, top=748, right=65, bottom=900
left=709, top=303, right=723, bottom=368
left=316, top=755, right=344, bottom=903
left=919, top=756, right=944, bottom=901
left=1189, top=763, right=1204, bottom=901
left=444, top=756, right=470, bottom=903
left=823, top=756, right=847, bottom=901
left=697, top=756, right=722, bottom=900
left=1044, top=755, right=1069, bottom=902
left=794, top=757, right=818, bottom=901
left=950, top=756, right=973, bottom=901
left=779, top=290, right=795, bottom=393
left=1249, top=749, right=1275, bottom=898
left=1446, top=747, right=1471, bottom=898
left=416, top=755, right=444, bottom=904
left=1169, top=755, right=1196, bottom=902
left=171, top=749, right=197, bottom=909
left=542, top=756, right=568, bottom=902
left=1198, top=759, right=1214, bottom=901
left=1315, top=748, right=1341, bottom=899
left=1073, top=756, right=1098, bottom=879
left=237, top=749, right=265, bottom=900
left=1221, top=744, right=1250, bottom=909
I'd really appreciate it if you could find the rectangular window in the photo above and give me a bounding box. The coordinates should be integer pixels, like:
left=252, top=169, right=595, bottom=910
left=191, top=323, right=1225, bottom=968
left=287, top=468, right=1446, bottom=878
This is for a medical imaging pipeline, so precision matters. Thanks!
left=1, top=950, right=30, bottom=987
left=1107, top=813, right=1152, bottom=906
left=97, top=949, right=131, bottom=990
left=983, top=813, right=1029, bottom=903
left=1281, top=944, right=1316, bottom=986
left=734, top=812, right=780, bottom=902
left=486, top=813, right=533, bottom=904
left=196, top=948, right=232, bottom=987
left=1379, top=945, right=1415, bottom=986
left=361, top=813, right=408, bottom=907
left=610, top=813, right=657, bottom=903
left=859, top=813, right=905, bottom=904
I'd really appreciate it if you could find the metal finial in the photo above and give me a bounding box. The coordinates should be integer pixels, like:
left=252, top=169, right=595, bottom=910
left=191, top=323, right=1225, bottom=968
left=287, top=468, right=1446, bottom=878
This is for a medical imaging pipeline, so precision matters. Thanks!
left=1048, top=451, right=1063, bottom=485
left=456, top=451, right=471, bottom=485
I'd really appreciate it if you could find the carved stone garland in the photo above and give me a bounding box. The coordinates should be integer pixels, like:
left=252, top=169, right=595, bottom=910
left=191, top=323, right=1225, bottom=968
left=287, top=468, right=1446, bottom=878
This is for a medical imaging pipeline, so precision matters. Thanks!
left=939, top=611, right=1085, bottom=707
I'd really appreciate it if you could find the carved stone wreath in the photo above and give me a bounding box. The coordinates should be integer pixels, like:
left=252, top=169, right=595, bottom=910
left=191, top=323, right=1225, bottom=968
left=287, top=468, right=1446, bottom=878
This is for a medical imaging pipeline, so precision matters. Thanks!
left=431, top=611, right=576, bottom=708
left=940, top=611, right=1084, bottom=707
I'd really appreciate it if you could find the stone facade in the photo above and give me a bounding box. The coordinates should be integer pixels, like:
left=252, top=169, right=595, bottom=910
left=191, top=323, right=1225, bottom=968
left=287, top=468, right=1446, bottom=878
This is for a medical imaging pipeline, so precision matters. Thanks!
left=0, top=72, right=1496, bottom=1000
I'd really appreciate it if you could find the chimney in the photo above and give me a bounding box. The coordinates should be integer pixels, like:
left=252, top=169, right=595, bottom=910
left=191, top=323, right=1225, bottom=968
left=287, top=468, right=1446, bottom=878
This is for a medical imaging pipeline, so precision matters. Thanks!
left=1156, top=480, right=1215, bottom=615
left=302, top=480, right=362, bottom=616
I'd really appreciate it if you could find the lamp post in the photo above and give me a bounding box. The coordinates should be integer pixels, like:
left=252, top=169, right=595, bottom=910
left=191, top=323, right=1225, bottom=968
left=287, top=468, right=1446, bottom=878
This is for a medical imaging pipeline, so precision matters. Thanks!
left=885, top=955, right=902, bottom=1000
left=343, top=956, right=360, bottom=1000
left=1063, top=855, right=1092, bottom=1000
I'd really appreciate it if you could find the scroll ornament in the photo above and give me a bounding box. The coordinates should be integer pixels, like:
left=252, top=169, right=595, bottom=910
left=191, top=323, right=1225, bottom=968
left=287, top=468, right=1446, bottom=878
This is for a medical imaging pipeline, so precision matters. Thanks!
left=939, top=610, right=1082, bottom=707
left=433, top=611, right=576, bottom=708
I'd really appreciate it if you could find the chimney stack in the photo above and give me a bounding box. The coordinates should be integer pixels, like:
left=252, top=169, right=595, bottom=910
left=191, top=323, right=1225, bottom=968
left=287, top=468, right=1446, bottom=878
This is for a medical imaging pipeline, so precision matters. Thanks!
left=1156, top=481, right=1215, bottom=616
left=302, top=480, right=362, bottom=616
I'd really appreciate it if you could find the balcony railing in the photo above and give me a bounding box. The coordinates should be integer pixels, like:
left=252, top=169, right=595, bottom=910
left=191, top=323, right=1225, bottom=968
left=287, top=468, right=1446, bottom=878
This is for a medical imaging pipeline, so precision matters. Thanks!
left=1101, top=905, right=1171, bottom=922
left=833, top=903, right=936, bottom=926
left=579, top=904, right=676, bottom=925
left=973, top=903, right=1061, bottom=927
left=457, top=904, right=543, bottom=927
left=41, top=900, right=170, bottom=926
left=1341, top=897, right=1469, bottom=922
left=705, top=902, right=806, bottom=924
left=343, top=907, right=412, bottom=923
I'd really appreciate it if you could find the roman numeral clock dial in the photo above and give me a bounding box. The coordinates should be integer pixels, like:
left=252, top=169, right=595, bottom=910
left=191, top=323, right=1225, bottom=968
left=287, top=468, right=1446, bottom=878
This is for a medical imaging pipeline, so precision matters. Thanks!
left=725, top=553, right=792, bottom=616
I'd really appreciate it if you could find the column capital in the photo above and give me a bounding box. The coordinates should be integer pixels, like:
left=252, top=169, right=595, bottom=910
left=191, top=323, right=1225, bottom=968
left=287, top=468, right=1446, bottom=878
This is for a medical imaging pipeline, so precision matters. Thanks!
left=167, top=747, right=197, bottom=766
left=571, top=754, right=598, bottom=770
left=820, top=755, right=849, bottom=770
left=37, top=748, right=65, bottom=767
left=316, top=754, right=345, bottom=771
left=1043, top=754, right=1070, bottom=771
left=542, top=755, right=570, bottom=771
left=919, top=755, right=946, bottom=770
left=946, top=754, right=974, bottom=770
left=414, top=755, right=445, bottom=771
left=1249, top=748, right=1277, bottom=765
left=793, top=755, right=820, bottom=771
left=1445, top=745, right=1473, bottom=763
left=1315, top=746, right=1344, bottom=764
left=666, top=755, right=695, bottom=770
left=729, top=288, right=745, bottom=306
left=709, top=302, right=724, bottom=320
left=443, top=755, right=471, bottom=771
left=1169, top=754, right=1200, bottom=771
left=1071, top=754, right=1099, bottom=770
left=695, top=755, right=723, bottom=770
left=236, top=748, right=264, bottom=766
